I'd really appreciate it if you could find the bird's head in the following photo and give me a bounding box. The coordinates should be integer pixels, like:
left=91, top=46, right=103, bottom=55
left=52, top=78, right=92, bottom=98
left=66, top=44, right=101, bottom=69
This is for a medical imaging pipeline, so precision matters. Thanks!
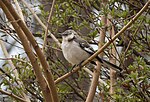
left=61, top=30, right=77, bottom=41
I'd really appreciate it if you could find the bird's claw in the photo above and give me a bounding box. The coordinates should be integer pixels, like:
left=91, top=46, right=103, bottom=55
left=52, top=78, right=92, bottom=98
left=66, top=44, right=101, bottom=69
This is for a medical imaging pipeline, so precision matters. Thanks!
left=69, top=60, right=84, bottom=72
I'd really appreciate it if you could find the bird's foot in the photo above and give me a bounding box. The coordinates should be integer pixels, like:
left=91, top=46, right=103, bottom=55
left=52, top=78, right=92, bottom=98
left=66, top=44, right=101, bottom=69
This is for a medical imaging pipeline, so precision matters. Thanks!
left=69, top=64, right=77, bottom=72
left=77, top=60, right=85, bottom=71
left=69, top=60, right=85, bottom=72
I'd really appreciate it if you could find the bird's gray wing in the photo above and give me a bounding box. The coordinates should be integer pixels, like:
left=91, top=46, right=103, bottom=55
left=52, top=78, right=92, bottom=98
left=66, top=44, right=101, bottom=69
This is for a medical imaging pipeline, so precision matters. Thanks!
left=73, top=35, right=122, bottom=72
left=73, top=36, right=95, bottom=54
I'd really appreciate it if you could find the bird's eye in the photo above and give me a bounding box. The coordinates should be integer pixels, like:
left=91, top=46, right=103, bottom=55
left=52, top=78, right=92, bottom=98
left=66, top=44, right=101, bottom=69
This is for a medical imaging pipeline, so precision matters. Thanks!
left=64, top=34, right=68, bottom=36
left=61, top=33, right=68, bottom=36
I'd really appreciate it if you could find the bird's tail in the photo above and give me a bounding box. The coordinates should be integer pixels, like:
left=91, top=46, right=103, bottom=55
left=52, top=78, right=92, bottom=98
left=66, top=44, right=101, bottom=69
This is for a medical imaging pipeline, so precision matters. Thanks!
left=95, top=56, right=122, bottom=72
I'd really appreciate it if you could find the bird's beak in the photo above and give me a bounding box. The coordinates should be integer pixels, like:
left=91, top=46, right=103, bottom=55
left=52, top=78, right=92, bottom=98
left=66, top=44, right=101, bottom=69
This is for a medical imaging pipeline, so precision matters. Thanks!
left=58, top=33, right=63, bottom=36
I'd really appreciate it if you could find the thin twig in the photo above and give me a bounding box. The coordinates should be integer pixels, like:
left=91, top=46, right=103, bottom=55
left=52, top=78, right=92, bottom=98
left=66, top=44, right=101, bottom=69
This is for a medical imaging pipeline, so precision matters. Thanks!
left=13, top=0, right=25, bottom=21
left=20, top=0, right=61, bottom=47
left=0, top=89, right=27, bottom=102
left=43, top=0, right=55, bottom=51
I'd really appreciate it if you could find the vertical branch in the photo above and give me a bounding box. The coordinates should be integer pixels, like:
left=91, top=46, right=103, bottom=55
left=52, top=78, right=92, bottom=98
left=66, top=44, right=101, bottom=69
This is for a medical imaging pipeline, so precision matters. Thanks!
left=86, top=1, right=107, bottom=102
left=108, top=20, right=116, bottom=98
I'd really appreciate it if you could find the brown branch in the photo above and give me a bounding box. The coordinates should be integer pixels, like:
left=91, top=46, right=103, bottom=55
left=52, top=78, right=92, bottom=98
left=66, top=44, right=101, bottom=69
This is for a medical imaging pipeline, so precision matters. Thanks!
left=1, top=0, right=59, bottom=102
left=108, top=19, right=117, bottom=98
left=43, top=0, right=55, bottom=51
left=0, top=89, right=27, bottom=102
left=86, top=0, right=107, bottom=101
left=54, top=0, right=150, bottom=84
left=0, top=1, right=54, bottom=102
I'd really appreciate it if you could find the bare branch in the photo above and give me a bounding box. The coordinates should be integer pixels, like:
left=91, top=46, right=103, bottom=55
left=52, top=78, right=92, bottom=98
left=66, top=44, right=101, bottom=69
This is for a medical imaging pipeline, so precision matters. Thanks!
left=108, top=19, right=117, bottom=98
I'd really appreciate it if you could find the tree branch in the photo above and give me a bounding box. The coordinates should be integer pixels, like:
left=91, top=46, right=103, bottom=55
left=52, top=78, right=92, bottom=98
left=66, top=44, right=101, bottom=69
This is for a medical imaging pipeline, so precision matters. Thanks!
left=86, top=1, right=107, bottom=101
left=108, top=18, right=117, bottom=99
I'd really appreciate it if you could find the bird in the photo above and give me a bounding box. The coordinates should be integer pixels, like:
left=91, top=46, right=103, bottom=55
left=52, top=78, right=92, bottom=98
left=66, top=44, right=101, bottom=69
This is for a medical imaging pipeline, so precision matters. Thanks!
left=61, top=29, right=122, bottom=72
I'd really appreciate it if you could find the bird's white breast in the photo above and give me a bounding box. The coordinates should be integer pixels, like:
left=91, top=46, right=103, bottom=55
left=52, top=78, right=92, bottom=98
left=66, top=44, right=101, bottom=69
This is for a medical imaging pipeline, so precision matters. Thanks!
left=61, top=40, right=90, bottom=65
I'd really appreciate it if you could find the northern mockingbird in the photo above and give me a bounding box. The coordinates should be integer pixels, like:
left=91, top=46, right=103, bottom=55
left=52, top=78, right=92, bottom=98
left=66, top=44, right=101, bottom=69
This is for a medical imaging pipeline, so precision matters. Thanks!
left=61, top=29, right=122, bottom=72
